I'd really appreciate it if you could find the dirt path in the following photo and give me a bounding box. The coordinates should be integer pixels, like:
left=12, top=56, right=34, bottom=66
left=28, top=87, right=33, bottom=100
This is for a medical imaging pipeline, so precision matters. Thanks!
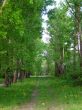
left=0, top=84, right=4, bottom=87
left=16, top=79, right=56, bottom=110
left=19, top=89, right=38, bottom=110
left=18, top=81, right=39, bottom=110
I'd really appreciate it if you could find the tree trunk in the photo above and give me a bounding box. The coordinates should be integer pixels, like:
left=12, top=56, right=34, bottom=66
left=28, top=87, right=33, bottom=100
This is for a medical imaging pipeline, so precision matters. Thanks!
left=55, top=62, right=64, bottom=77
left=4, top=73, right=9, bottom=87
left=0, top=0, right=7, bottom=14
left=13, top=70, right=18, bottom=83
left=74, top=3, right=81, bottom=73
left=4, top=68, right=11, bottom=87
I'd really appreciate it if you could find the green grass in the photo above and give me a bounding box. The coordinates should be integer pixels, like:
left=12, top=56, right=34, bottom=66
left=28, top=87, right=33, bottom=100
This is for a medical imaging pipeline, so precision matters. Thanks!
left=0, top=77, right=82, bottom=110
left=0, top=78, right=37, bottom=110
left=36, top=77, right=82, bottom=110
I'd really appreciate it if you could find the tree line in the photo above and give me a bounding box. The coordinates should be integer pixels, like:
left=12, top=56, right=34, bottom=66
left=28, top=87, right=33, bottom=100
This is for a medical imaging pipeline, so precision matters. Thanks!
left=0, top=0, right=54, bottom=86
left=47, top=0, right=82, bottom=79
left=0, top=0, right=82, bottom=87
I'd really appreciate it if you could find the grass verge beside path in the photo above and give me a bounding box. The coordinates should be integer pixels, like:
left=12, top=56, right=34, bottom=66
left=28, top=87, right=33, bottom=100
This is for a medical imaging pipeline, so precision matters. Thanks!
left=36, top=77, right=82, bottom=110
left=0, top=78, right=37, bottom=110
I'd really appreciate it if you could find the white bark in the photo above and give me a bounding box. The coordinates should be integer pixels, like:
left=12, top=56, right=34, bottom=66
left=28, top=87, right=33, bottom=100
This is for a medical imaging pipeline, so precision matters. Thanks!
left=0, top=0, right=7, bottom=14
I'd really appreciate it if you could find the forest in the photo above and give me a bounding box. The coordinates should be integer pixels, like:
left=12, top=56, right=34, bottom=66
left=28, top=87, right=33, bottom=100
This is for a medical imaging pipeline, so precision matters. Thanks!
left=0, top=0, right=82, bottom=110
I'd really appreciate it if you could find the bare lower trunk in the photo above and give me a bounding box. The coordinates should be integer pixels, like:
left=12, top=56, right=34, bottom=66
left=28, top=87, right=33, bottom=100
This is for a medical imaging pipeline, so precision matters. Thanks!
left=13, top=70, right=18, bottom=83
left=55, top=62, right=64, bottom=77
left=4, top=67, right=13, bottom=87
left=18, top=70, right=25, bottom=81
left=55, top=46, right=65, bottom=76
left=4, top=73, right=9, bottom=87
left=4, top=71, right=11, bottom=87
left=80, top=38, right=82, bottom=72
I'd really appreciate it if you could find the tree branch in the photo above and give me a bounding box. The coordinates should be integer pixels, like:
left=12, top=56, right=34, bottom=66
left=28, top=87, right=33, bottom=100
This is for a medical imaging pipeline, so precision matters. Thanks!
left=66, top=0, right=75, bottom=16
left=0, top=0, right=8, bottom=14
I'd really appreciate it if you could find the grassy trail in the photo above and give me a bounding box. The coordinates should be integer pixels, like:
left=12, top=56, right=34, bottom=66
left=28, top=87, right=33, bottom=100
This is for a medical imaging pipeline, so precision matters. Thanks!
left=0, top=77, right=82, bottom=110
left=35, top=77, right=82, bottom=110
